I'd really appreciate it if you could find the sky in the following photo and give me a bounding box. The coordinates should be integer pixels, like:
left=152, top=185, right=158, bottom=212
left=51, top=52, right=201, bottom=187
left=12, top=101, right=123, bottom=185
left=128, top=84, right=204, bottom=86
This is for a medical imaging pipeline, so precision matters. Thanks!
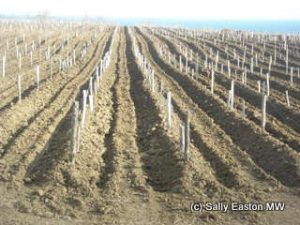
left=0, top=0, right=299, bottom=20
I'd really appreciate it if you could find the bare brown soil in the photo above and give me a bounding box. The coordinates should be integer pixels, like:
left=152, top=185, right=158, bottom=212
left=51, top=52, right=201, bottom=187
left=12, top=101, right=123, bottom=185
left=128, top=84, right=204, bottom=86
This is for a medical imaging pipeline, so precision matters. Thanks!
left=0, top=24, right=299, bottom=225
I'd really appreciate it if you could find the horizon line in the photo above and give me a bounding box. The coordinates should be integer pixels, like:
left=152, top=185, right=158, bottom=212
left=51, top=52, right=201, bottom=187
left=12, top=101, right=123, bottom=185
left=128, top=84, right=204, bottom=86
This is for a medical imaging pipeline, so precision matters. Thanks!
left=1, top=14, right=300, bottom=22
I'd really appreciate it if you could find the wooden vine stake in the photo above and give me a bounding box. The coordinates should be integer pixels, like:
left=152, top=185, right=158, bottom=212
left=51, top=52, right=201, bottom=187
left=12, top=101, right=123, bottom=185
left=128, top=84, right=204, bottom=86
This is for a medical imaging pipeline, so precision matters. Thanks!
left=211, top=69, right=215, bottom=94
left=266, top=73, right=270, bottom=96
left=286, top=47, right=289, bottom=74
left=268, top=56, right=272, bottom=73
left=59, top=56, right=62, bottom=73
left=180, top=124, right=185, bottom=154
left=36, top=65, right=40, bottom=89
left=285, top=90, right=290, bottom=107
left=179, top=55, right=182, bottom=72
left=230, top=80, right=235, bottom=109
left=184, top=111, right=190, bottom=160
left=255, top=53, right=258, bottom=66
left=72, top=101, right=79, bottom=165
left=81, top=90, right=88, bottom=128
left=227, top=60, right=231, bottom=77
left=261, top=94, right=267, bottom=130
left=89, top=77, right=93, bottom=97
left=89, top=77, right=94, bottom=112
